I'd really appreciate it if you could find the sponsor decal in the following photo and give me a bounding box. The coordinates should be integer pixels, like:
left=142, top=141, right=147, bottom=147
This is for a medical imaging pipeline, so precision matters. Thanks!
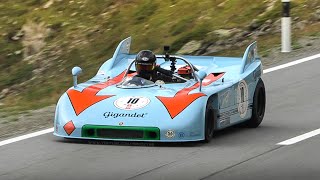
left=178, top=132, right=185, bottom=138
left=142, top=57, right=149, bottom=61
left=114, top=96, right=150, bottom=110
left=104, top=112, right=147, bottom=118
left=237, top=80, right=249, bottom=118
left=165, top=130, right=175, bottom=138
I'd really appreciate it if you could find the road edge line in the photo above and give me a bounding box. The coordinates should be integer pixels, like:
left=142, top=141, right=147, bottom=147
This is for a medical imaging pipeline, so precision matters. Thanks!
left=277, top=128, right=320, bottom=146
left=0, top=128, right=54, bottom=147
left=263, top=53, right=320, bottom=74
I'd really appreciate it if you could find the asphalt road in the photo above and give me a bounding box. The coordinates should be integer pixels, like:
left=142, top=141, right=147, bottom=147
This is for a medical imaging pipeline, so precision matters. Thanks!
left=1, top=56, right=320, bottom=180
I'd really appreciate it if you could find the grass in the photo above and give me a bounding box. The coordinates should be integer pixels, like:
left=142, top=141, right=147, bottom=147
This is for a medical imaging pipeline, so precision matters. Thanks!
left=0, top=0, right=320, bottom=111
left=134, top=0, right=158, bottom=23
left=292, top=42, right=303, bottom=50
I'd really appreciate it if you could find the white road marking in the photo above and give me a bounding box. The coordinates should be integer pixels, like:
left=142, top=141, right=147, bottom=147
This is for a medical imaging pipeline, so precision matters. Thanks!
left=0, top=128, right=54, bottom=147
left=1, top=53, right=320, bottom=147
left=263, top=53, right=320, bottom=74
left=277, top=128, right=320, bottom=146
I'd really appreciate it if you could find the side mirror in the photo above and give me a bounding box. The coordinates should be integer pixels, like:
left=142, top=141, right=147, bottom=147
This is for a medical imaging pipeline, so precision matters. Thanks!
left=197, top=71, right=207, bottom=92
left=197, top=71, right=207, bottom=81
left=72, top=66, right=82, bottom=87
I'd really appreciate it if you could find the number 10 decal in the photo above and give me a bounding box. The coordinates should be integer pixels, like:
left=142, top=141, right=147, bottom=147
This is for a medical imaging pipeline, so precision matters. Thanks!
left=114, top=96, right=150, bottom=110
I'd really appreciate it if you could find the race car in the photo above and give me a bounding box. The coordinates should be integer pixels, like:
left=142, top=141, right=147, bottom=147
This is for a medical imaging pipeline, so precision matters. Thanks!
left=53, top=37, right=266, bottom=142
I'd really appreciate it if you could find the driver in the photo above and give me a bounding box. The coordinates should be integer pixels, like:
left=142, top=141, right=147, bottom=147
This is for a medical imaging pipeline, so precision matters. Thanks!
left=134, top=50, right=173, bottom=82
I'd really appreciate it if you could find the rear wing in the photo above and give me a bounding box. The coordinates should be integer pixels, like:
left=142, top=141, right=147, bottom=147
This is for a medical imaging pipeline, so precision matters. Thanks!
left=103, top=37, right=131, bottom=71
left=240, top=42, right=259, bottom=74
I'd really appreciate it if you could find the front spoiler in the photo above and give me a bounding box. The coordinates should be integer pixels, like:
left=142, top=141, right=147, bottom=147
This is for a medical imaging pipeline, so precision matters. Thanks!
left=53, top=132, right=203, bottom=142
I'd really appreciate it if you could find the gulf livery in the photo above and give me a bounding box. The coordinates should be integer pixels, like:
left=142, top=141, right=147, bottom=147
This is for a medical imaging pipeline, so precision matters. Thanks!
left=54, top=37, right=266, bottom=142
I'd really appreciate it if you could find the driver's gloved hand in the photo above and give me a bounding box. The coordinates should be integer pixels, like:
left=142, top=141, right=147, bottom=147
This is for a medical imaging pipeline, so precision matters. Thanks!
left=155, top=66, right=173, bottom=77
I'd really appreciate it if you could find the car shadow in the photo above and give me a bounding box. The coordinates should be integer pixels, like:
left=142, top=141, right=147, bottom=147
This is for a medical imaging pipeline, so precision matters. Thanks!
left=55, top=137, right=202, bottom=147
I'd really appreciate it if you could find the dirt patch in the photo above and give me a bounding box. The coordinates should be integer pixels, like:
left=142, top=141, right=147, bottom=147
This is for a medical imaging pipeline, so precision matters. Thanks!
left=22, top=21, right=50, bottom=58
left=0, top=105, right=55, bottom=141
left=263, top=36, right=320, bottom=66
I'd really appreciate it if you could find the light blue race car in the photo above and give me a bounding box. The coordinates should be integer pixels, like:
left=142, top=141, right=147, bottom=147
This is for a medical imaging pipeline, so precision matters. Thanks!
left=54, top=37, right=266, bottom=142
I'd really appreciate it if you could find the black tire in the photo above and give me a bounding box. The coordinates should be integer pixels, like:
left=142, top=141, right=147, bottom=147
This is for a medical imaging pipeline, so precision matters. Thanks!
left=204, top=96, right=216, bottom=143
left=245, top=79, right=266, bottom=128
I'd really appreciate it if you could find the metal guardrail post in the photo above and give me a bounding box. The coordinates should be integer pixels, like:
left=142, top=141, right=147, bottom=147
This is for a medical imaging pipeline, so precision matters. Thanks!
left=281, top=0, right=291, bottom=52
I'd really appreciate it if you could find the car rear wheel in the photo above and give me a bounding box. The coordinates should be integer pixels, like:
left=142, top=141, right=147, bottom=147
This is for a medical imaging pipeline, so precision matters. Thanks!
left=204, top=96, right=216, bottom=143
left=245, top=79, right=266, bottom=128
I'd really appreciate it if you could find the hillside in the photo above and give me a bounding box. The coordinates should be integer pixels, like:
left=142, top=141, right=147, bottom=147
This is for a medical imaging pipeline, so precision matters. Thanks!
left=0, top=0, right=320, bottom=112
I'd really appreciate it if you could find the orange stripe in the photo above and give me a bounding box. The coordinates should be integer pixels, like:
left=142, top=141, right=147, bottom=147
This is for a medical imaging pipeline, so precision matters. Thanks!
left=156, top=73, right=225, bottom=119
left=67, top=71, right=125, bottom=116
left=156, top=83, right=205, bottom=119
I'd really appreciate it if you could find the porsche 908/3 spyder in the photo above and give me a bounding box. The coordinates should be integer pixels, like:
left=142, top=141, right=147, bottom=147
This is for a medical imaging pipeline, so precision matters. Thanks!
left=54, top=37, right=266, bottom=142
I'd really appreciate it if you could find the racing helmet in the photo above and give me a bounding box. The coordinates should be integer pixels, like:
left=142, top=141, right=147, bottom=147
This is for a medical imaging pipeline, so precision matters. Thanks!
left=135, top=50, right=156, bottom=79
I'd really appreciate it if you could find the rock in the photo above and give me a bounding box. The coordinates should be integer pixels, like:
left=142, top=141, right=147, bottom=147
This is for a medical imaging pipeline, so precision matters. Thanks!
left=14, top=50, right=22, bottom=55
left=217, top=0, right=227, bottom=8
left=295, top=20, right=308, bottom=30
left=22, top=21, right=50, bottom=58
left=11, top=30, right=25, bottom=41
left=312, top=9, right=320, bottom=21
left=306, top=42, right=312, bottom=46
left=177, top=40, right=202, bottom=55
left=257, top=31, right=268, bottom=36
left=265, top=19, right=272, bottom=24
left=62, top=22, right=70, bottom=27
left=203, top=45, right=225, bottom=55
left=293, top=17, right=300, bottom=21
left=71, top=12, right=78, bottom=17
left=273, top=18, right=281, bottom=33
left=0, top=88, right=10, bottom=99
left=213, top=29, right=231, bottom=37
left=43, top=0, right=54, bottom=9
left=194, top=43, right=213, bottom=55
left=260, top=25, right=271, bottom=32
left=259, top=0, right=277, bottom=17
left=213, top=28, right=240, bottom=38
left=215, top=40, right=225, bottom=46
left=233, top=31, right=250, bottom=42
left=249, top=19, right=260, bottom=31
